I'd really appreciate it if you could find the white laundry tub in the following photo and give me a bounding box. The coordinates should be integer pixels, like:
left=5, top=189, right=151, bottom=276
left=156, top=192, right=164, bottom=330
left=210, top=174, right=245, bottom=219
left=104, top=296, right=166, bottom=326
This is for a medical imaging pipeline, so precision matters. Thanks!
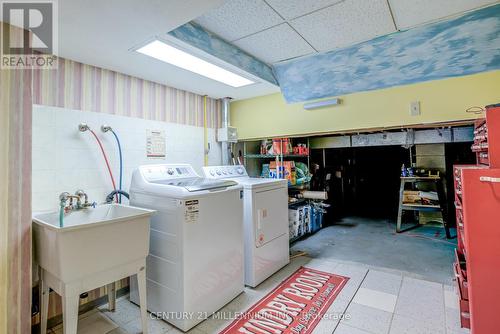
left=33, top=204, right=155, bottom=283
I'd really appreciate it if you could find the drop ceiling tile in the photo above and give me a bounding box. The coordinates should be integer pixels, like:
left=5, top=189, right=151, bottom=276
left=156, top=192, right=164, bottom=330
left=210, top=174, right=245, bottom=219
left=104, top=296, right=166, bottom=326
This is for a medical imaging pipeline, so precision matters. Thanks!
left=233, top=23, right=315, bottom=63
left=389, top=0, right=498, bottom=29
left=290, top=0, right=396, bottom=52
left=266, top=0, right=344, bottom=20
left=194, top=0, right=283, bottom=42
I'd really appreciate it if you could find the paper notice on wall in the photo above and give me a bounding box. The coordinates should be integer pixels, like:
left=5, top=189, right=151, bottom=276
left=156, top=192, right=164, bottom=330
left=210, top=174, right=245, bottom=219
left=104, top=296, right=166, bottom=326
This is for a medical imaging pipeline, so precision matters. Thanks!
left=146, top=129, right=166, bottom=158
left=184, top=200, right=199, bottom=223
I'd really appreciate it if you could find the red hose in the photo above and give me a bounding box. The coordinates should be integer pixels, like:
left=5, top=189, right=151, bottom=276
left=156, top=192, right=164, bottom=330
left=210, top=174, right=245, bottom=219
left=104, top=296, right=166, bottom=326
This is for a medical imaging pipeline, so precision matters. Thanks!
left=89, top=129, right=118, bottom=202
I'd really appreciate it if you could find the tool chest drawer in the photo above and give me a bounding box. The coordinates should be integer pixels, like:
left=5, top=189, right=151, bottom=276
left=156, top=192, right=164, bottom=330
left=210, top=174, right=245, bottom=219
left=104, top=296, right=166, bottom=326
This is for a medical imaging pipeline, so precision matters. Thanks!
left=453, top=168, right=463, bottom=203
left=472, top=119, right=487, bottom=154
left=477, top=151, right=489, bottom=165
left=472, top=118, right=489, bottom=168
left=453, top=251, right=471, bottom=329
left=459, top=299, right=471, bottom=329
left=454, top=249, right=468, bottom=301
left=482, top=104, right=500, bottom=167
left=455, top=212, right=466, bottom=254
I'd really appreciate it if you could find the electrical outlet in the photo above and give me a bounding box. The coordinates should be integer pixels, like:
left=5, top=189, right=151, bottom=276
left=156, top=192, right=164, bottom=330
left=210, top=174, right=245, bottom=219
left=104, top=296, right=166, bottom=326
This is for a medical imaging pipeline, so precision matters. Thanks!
left=410, top=101, right=421, bottom=116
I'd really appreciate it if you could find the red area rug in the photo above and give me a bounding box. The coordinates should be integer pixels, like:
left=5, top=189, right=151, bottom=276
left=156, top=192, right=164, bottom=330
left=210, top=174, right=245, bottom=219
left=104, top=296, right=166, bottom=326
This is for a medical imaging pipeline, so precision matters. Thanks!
left=220, top=266, right=349, bottom=334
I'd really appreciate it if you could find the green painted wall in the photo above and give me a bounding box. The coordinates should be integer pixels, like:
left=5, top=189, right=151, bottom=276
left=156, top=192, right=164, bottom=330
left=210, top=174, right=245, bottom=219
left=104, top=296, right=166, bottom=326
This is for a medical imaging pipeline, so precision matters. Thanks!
left=231, top=71, right=500, bottom=140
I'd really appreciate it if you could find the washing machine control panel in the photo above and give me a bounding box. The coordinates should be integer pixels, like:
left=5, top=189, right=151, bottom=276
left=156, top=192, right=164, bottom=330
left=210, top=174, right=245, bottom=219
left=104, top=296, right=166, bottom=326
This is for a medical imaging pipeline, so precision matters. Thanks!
left=202, top=165, right=248, bottom=179
left=140, top=164, right=198, bottom=181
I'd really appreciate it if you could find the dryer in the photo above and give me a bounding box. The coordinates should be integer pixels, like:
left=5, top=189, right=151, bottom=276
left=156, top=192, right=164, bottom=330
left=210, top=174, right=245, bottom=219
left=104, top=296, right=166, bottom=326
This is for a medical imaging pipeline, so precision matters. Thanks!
left=202, top=165, right=289, bottom=287
left=129, top=164, right=244, bottom=331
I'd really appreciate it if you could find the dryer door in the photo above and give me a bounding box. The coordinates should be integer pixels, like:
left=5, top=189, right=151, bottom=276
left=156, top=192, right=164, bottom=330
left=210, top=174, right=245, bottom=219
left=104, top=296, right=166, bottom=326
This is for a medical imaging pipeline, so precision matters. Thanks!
left=254, top=187, right=288, bottom=247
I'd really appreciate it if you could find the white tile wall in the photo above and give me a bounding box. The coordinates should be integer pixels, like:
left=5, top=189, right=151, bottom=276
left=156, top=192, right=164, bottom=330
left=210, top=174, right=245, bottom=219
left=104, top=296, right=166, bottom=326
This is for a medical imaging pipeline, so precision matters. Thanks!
left=32, top=105, right=222, bottom=212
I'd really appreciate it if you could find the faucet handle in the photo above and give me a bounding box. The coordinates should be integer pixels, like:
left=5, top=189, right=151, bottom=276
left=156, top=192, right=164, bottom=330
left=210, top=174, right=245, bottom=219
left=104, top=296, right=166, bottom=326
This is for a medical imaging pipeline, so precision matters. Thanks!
left=75, top=189, right=86, bottom=197
left=76, top=190, right=93, bottom=208
left=59, top=192, right=70, bottom=203
left=78, top=123, right=89, bottom=132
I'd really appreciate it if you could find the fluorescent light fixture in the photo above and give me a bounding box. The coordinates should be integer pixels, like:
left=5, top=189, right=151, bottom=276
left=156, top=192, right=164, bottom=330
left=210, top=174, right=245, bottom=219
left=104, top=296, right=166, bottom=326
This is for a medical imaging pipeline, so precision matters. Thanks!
left=137, top=40, right=254, bottom=88
left=304, top=98, right=342, bottom=110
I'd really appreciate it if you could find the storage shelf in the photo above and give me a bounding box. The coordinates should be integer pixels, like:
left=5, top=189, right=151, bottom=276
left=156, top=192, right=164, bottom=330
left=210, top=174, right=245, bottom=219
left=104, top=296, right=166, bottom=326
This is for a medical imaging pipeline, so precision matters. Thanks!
left=251, top=179, right=308, bottom=190
left=288, top=183, right=309, bottom=190
left=401, top=203, right=441, bottom=211
left=288, top=199, right=307, bottom=206
left=400, top=176, right=441, bottom=180
left=244, top=154, right=309, bottom=159
left=289, top=235, right=304, bottom=244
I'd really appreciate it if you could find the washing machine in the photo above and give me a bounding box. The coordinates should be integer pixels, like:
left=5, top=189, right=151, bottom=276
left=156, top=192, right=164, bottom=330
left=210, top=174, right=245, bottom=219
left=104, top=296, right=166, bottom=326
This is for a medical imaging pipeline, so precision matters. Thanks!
left=202, top=165, right=289, bottom=287
left=129, top=164, right=244, bottom=331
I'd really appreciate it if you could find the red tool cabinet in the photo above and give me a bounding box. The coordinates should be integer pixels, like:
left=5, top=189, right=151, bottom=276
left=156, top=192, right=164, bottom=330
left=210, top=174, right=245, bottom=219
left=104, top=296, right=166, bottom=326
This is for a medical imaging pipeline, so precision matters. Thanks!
left=453, top=104, right=500, bottom=333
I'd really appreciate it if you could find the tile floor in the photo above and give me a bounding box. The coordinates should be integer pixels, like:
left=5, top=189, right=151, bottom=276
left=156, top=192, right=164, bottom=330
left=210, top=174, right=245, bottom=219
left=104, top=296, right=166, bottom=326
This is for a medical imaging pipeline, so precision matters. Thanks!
left=53, top=255, right=469, bottom=334
left=48, top=309, right=118, bottom=334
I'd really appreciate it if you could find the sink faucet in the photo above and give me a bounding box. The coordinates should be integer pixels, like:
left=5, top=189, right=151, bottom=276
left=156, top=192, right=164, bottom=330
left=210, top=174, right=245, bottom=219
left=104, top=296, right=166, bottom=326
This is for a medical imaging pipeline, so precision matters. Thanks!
left=75, top=189, right=92, bottom=208
left=59, top=192, right=81, bottom=211
left=59, top=190, right=93, bottom=212
left=58, top=190, right=94, bottom=227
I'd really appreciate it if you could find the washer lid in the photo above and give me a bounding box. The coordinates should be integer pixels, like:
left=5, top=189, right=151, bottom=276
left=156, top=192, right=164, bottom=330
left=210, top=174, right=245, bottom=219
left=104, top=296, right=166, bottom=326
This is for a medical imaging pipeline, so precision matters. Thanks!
left=150, top=177, right=237, bottom=192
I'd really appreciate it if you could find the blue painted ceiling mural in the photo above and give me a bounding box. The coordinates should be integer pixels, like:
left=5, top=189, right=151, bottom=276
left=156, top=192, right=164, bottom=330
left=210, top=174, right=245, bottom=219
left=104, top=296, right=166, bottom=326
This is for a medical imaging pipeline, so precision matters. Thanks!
left=274, top=4, right=500, bottom=103
left=168, top=22, right=278, bottom=85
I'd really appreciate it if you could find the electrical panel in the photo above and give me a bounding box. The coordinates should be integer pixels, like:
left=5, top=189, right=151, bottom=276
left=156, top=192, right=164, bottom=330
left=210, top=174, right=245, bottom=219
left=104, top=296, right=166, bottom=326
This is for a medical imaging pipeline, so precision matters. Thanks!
left=217, top=127, right=238, bottom=143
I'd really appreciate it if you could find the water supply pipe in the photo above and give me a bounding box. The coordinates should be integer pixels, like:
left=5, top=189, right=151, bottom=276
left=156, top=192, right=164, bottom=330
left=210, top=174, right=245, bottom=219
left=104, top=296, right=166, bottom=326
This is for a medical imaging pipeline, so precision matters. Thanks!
left=221, top=97, right=231, bottom=165
left=101, top=125, right=123, bottom=203
left=79, top=123, right=118, bottom=202
left=203, top=95, right=209, bottom=167
left=105, top=190, right=129, bottom=204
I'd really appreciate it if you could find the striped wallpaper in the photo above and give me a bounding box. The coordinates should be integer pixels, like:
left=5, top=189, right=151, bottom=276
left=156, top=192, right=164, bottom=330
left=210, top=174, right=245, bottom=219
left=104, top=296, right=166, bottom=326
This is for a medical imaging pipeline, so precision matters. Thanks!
left=28, top=55, right=223, bottom=328
left=1, top=30, right=224, bottom=332
left=33, top=58, right=222, bottom=128
left=1, top=23, right=33, bottom=334
left=29, top=58, right=223, bottom=327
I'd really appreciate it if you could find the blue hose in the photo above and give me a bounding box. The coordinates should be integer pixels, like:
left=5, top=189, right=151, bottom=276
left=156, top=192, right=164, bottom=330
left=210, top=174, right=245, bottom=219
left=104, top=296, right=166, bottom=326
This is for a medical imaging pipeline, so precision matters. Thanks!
left=59, top=204, right=65, bottom=227
left=110, top=130, right=123, bottom=203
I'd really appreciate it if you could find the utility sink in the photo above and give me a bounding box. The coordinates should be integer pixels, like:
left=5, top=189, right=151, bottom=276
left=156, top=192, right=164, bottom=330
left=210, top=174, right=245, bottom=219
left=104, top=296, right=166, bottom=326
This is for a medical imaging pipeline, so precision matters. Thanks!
left=33, top=204, right=156, bottom=282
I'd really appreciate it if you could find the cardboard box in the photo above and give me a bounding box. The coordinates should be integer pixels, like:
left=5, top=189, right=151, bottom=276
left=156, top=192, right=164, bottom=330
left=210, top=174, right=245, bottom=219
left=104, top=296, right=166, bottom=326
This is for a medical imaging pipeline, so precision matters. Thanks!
left=272, top=138, right=290, bottom=155
left=403, top=190, right=439, bottom=204
left=270, top=160, right=294, bottom=183
left=403, top=190, right=421, bottom=204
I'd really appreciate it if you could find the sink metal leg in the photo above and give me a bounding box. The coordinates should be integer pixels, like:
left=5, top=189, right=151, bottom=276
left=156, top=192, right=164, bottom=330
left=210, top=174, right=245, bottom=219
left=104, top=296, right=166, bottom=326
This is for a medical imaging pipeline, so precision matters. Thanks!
left=137, top=267, right=148, bottom=334
left=62, top=293, right=80, bottom=334
left=107, top=282, right=116, bottom=311
left=40, top=276, right=50, bottom=334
